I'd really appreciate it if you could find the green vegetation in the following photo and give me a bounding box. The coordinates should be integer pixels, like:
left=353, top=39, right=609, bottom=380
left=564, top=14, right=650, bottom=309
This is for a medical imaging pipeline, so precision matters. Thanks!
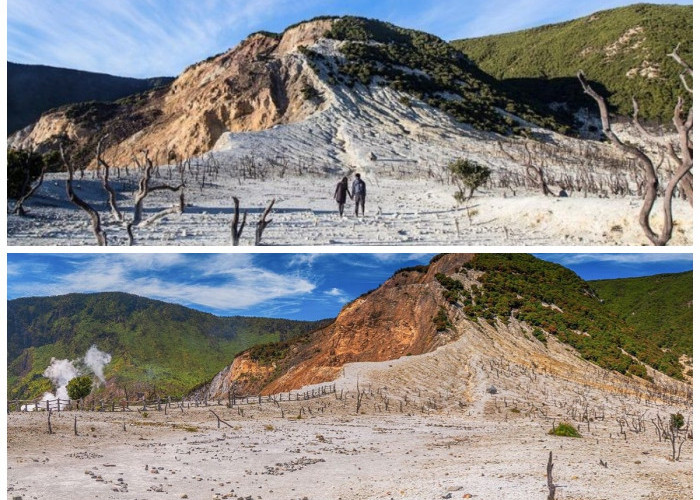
left=591, top=271, right=692, bottom=379
left=435, top=254, right=660, bottom=378
left=532, top=328, right=548, bottom=345
left=670, top=413, right=685, bottom=431
left=7, top=148, right=61, bottom=199
left=301, top=83, right=320, bottom=100
left=7, top=61, right=173, bottom=134
left=435, top=273, right=465, bottom=304
left=432, top=306, right=452, bottom=332
left=66, top=375, right=93, bottom=400
left=248, top=328, right=316, bottom=367
left=453, top=4, right=692, bottom=122
left=316, top=17, right=567, bottom=135
left=7, top=293, right=329, bottom=400
left=391, top=265, right=429, bottom=277
left=549, top=422, right=581, bottom=438
left=448, top=159, right=491, bottom=203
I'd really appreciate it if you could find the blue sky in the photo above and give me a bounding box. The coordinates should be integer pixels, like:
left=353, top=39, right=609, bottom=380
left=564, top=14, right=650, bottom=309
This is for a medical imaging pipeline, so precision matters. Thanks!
left=7, top=0, right=692, bottom=78
left=7, top=253, right=692, bottom=320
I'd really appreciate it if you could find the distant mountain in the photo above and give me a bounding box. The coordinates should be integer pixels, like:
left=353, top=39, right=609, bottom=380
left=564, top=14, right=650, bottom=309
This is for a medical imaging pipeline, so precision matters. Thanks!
left=591, top=270, right=692, bottom=379
left=7, top=292, right=330, bottom=400
left=7, top=62, right=174, bottom=134
left=452, top=3, right=693, bottom=122
left=202, top=254, right=691, bottom=399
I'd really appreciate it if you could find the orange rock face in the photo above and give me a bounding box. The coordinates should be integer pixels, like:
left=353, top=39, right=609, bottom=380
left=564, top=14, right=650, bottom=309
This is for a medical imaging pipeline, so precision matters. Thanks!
left=207, top=254, right=474, bottom=397
left=10, top=20, right=333, bottom=166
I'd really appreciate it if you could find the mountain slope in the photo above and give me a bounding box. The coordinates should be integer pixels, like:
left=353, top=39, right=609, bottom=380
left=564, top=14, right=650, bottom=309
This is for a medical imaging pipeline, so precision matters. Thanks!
left=7, top=62, right=173, bottom=135
left=7, top=292, right=329, bottom=400
left=8, top=21, right=334, bottom=167
left=453, top=3, right=693, bottom=121
left=591, top=270, right=692, bottom=379
left=203, top=254, right=691, bottom=399
left=9, top=17, right=567, bottom=169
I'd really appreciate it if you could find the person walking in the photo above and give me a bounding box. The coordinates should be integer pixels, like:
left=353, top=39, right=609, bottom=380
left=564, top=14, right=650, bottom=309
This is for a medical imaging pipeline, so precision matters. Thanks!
left=352, top=173, right=366, bottom=217
left=334, top=176, right=351, bottom=216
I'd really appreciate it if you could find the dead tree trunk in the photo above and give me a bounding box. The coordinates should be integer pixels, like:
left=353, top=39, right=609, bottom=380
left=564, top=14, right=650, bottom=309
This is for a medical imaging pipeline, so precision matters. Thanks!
left=578, top=71, right=692, bottom=246
left=61, top=144, right=107, bottom=246
left=668, top=43, right=693, bottom=94
left=546, top=451, right=557, bottom=500
left=127, top=151, right=185, bottom=244
left=231, top=197, right=247, bottom=245
left=96, top=135, right=124, bottom=221
left=631, top=99, right=694, bottom=208
left=12, top=161, right=47, bottom=216
left=255, top=199, right=275, bottom=245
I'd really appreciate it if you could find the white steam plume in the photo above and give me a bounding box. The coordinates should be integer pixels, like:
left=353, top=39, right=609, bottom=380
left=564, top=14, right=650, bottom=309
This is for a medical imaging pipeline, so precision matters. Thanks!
left=83, top=345, right=112, bottom=383
left=24, top=345, right=112, bottom=410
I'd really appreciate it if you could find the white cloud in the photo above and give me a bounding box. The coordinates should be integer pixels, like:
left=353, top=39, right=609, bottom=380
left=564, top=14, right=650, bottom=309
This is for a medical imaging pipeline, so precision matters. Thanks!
left=8, top=253, right=316, bottom=313
left=543, top=253, right=693, bottom=267
left=7, top=0, right=326, bottom=77
left=324, top=287, right=350, bottom=305
left=287, top=254, right=321, bottom=267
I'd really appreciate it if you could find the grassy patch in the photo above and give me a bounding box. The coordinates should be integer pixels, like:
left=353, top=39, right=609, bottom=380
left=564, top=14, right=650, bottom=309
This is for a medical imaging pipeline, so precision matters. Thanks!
left=549, top=422, right=581, bottom=438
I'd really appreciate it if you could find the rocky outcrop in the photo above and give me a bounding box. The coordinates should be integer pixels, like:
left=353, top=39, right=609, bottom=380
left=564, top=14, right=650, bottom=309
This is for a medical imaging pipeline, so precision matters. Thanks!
left=205, top=254, right=473, bottom=397
left=202, top=253, right=691, bottom=407
left=9, top=20, right=333, bottom=166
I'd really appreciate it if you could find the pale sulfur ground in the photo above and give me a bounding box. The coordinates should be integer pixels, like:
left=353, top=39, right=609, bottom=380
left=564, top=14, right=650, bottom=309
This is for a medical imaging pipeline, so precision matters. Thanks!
left=8, top=327, right=693, bottom=500
left=6, top=172, right=693, bottom=246
left=7, top=401, right=692, bottom=500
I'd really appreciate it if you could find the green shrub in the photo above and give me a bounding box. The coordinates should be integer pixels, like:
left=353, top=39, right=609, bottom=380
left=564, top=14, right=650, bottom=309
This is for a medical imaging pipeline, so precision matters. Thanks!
left=301, top=83, right=320, bottom=100
left=448, top=159, right=491, bottom=203
left=399, top=95, right=412, bottom=107
left=670, top=413, right=685, bottom=430
left=532, top=328, right=547, bottom=344
left=549, top=422, right=581, bottom=438
left=67, top=375, right=93, bottom=400
left=432, top=306, right=452, bottom=332
left=627, top=363, right=648, bottom=379
left=7, top=148, right=60, bottom=199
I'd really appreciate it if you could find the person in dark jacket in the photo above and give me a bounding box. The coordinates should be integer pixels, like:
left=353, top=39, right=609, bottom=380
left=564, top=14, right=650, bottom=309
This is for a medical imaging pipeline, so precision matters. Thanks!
left=352, top=173, right=366, bottom=217
left=334, top=176, right=351, bottom=216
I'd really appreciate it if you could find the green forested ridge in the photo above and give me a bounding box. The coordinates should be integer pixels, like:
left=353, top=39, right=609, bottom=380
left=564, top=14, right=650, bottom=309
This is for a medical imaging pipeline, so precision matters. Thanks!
left=452, top=4, right=692, bottom=122
left=7, top=62, right=173, bottom=135
left=7, top=292, right=330, bottom=400
left=591, top=271, right=692, bottom=372
left=316, top=17, right=569, bottom=135
left=436, top=254, right=688, bottom=380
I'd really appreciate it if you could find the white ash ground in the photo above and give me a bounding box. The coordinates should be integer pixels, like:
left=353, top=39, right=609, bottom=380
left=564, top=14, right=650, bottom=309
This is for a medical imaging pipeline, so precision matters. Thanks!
left=6, top=59, right=692, bottom=246
left=8, top=328, right=693, bottom=500
left=6, top=171, right=693, bottom=246
left=7, top=398, right=692, bottom=500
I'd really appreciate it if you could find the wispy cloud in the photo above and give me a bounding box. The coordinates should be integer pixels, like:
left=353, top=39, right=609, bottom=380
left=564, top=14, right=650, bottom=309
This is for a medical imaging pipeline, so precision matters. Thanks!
left=8, top=254, right=315, bottom=312
left=541, top=253, right=693, bottom=267
left=8, top=0, right=691, bottom=77
left=324, top=287, right=351, bottom=304
left=7, top=0, right=311, bottom=77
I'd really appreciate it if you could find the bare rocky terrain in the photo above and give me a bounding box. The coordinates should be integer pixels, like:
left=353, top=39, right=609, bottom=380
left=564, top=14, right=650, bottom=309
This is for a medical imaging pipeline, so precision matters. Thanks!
left=7, top=351, right=692, bottom=500
left=8, top=299, right=693, bottom=499
left=7, top=20, right=692, bottom=247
